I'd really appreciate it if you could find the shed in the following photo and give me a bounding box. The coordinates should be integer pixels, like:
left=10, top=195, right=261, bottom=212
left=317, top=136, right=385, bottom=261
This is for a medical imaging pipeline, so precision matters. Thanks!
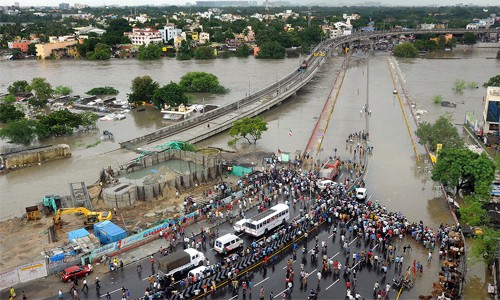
left=280, top=152, right=291, bottom=163
left=93, top=220, right=126, bottom=245
left=68, top=228, right=90, bottom=242
left=231, top=164, right=253, bottom=177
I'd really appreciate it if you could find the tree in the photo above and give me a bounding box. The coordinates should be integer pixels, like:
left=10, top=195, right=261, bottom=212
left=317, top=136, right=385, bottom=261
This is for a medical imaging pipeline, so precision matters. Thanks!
left=0, top=103, right=24, bottom=123
left=458, top=196, right=489, bottom=226
left=54, top=85, right=73, bottom=96
left=194, top=46, right=215, bottom=59
left=235, top=44, right=250, bottom=57
left=8, top=80, right=31, bottom=95
left=431, top=148, right=496, bottom=196
left=228, top=116, right=268, bottom=145
left=0, top=119, right=38, bottom=144
left=86, top=86, right=119, bottom=95
left=393, top=43, right=418, bottom=58
left=432, top=95, right=443, bottom=105
left=127, top=76, right=159, bottom=104
left=152, top=82, right=190, bottom=109
left=462, top=32, right=477, bottom=45
left=79, top=111, right=99, bottom=128
left=30, top=77, right=53, bottom=105
left=257, top=41, right=286, bottom=59
left=37, top=109, right=83, bottom=137
left=177, top=40, right=193, bottom=60
left=469, top=227, right=500, bottom=265
left=452, top=79, right=466, bottom=93
left=87, top=43, right=111, bottom=60
left=1, top=94, right=16, bottom=104
left=179, top=72, right=228, bottom=93
left=483, top=75, right=500, bottom=87
left=415, top=114, right=463, bottom=152
left=137, top=43, right=163, bottom=60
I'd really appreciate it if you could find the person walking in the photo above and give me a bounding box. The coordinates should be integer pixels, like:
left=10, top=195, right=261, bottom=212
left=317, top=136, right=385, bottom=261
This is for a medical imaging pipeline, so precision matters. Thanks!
left=259, top=286, right=265, bottom=300
left=58, top=290, right=64, bottom=300
left=82, top=278, right=88, bottom=292
left=317, top=271, right=322, bottom=288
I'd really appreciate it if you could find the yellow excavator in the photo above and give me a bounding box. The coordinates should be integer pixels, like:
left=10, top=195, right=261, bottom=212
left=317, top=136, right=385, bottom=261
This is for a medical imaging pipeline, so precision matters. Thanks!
left=52, top=207, right=113, bottom=228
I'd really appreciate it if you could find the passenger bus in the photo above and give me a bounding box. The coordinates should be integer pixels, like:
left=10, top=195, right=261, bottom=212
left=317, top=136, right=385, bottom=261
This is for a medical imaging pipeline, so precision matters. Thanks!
left=244, top=203, right=290, bottom=237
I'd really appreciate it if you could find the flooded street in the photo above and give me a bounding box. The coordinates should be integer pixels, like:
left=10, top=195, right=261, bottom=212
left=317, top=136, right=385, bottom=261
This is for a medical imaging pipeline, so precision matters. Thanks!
left=0, top=47, right=497, bottom=296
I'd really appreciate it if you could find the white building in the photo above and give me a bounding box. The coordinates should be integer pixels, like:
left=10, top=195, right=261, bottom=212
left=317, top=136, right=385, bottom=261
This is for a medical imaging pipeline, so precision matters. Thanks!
left=74, top=26, right=107, bottom=36
left=466, top=23, right=479, bottom=30
left=483, top=86, right=500, bottom=135
left=420, top=23, right=436, bottom=30
left=199, top=32, right=210, bottom=44
left=125, top=27, right=162, bottom=46
left=159, top=24, right=182, bottom=43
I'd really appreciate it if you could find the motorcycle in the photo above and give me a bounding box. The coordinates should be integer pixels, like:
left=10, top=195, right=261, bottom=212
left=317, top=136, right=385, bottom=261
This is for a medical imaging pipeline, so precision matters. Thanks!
left=392, top=276, right=413, bottom=290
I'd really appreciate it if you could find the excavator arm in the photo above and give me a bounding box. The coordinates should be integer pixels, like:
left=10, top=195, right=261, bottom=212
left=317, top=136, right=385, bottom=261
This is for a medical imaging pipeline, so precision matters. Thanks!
left=53, top=207, right=112, bottom=227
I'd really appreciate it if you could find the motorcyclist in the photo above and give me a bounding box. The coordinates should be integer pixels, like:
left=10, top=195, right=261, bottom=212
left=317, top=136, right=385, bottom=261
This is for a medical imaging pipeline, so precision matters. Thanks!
left=95, top=277, right=101, bottom=290
left=308, top=289, right=317, bottom=299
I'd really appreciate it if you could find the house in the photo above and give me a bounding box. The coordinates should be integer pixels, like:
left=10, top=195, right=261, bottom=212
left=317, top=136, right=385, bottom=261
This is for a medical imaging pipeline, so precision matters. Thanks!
left=199, top=32, right=210, bottom=44
left=124, top=27, right=163, bottom=46
left=420, top=23, right=435, bottom=30
left=430, top=33, right=453, bottom=43
left=8, top=40, right=32, bottom=53
left=159, top=24, right=182, bottom=43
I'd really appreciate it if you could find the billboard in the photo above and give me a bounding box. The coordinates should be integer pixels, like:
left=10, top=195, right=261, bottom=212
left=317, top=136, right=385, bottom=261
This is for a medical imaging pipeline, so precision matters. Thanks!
left=0, top=268, right=19, bottom=291
left=18, top=260, right=48, bottom=283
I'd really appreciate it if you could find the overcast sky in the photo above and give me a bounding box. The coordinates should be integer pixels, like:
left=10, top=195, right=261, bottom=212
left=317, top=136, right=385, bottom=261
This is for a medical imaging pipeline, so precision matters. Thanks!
left=2, top=0, right=495, bottom=8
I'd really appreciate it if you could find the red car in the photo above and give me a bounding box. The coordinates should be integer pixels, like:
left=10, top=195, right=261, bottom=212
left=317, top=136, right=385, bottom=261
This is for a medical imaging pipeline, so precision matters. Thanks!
left=61, top=265, right=91, bottom=282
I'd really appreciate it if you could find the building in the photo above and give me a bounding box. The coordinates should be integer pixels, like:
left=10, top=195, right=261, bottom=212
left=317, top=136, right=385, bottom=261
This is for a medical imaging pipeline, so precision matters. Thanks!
left=199, top=32, right=210, bottom=44
left=59, top=2, right=70, bottom=10
left=420, top=23, right=436, bottom=30
left=74, top=26, right=107, bottom=36
left=483, top=86, right=500, bottom=135
left=124, top=27, right=162, bottom=46
left=195, top=0, right=257, bottom=7
left=35, top=40, right=79, bottom=59
left=8, top=40, right=31, bottom=53
left=159, top=24, right=182, bottom=43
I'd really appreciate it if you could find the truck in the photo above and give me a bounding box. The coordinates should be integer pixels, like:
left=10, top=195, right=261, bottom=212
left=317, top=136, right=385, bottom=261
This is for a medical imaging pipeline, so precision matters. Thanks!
left=319, top=159, right=340, bottom=180
left=158, top=248, right=205, bottom=279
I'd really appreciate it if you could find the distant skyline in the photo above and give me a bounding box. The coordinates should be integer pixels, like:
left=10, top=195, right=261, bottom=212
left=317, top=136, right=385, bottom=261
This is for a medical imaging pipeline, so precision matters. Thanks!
left=1, top=0, right=496, bottom=7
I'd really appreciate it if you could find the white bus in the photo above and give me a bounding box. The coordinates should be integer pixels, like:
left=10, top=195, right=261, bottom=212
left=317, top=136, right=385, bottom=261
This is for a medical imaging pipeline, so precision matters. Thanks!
left=244, top=203, right=290, bottom=237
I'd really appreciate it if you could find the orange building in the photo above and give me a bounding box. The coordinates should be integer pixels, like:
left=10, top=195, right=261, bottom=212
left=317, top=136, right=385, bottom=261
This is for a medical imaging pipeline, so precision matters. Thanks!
left=430, top=33, right=453, bottom=43
left=8, top=40, right=31, bottom=53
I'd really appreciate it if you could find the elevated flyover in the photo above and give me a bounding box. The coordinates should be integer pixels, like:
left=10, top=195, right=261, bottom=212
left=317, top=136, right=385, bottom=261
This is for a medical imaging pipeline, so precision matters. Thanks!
left=119, top=28, right=498, bottom=151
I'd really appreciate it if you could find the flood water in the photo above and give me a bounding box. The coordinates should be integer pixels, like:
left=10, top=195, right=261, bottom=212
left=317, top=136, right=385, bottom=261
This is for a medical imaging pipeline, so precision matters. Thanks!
left=0, top=46, right=497, bottom=297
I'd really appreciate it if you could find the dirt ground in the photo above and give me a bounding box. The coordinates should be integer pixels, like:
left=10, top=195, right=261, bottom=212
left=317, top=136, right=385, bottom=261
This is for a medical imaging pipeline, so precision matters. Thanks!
left=0, top=151, right=247, bottom=271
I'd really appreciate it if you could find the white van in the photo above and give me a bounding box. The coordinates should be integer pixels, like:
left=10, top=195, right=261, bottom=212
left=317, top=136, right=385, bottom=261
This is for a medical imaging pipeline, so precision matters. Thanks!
left=233, top=219, right=249, bottom=233
left=214, top=233, right=243, bottom=254
left=317, top=180, right=336, bottom=190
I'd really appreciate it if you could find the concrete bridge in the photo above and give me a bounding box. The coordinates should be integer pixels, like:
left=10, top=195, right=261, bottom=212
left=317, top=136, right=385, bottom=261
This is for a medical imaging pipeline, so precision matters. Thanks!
left=119, top=28, right=499, bottom=151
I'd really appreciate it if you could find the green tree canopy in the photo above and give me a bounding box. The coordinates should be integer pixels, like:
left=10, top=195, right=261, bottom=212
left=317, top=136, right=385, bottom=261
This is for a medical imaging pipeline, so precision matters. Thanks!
left=87, top=43, right=111, bottom=60
left=393, top=42, right=418, bottom=58
left=415, top=114, right=464, bottom=152
left=235, top=44, right=250, bottom=58
left=127, top=76, right=159, bottom=104
left=30, top=77, right=53, bottom=105
left=179, top=72, right=228, bottom=93
left=8, top=80, right=31, bottom=95
left=431, top=148, right=496, bottom=196
left=54, top=85, right=73, bottom=96
left=1, top=94, right=16, bottom=104
left=152, top=82, right=189, bottom=109
left=0, top=103, right=25, bottom=123
left=469, top=227, right=500, bottom=265
left=483, top=75, right=500, bottom=87
left=37, top=109, right=83, bottom=137
left=257, top=41, right=286, bottom=59
left=86, top=86, right=119, bottom=95
left=458, top=196, right=490, bottom=226
left=177, top=40, right=193, bottom=60
left=0, top=119, right=38, bottom=144
left=137, top=43, right=163, bottom=60
left=462, top=32, right=478, bottom=45
left=194, top=46, right=215, bottom=59
left=228, top=116, right=268, bottom=145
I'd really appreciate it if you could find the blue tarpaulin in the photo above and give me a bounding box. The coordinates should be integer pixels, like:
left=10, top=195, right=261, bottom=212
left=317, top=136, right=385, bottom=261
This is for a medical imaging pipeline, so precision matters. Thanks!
left=68, top=228, right=90, bottom=242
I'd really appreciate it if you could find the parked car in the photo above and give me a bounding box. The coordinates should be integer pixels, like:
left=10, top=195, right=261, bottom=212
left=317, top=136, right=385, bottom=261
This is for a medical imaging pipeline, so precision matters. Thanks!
left=355, top=188, right=367, bottom=200
left=61, top=265, right=91, bottom=282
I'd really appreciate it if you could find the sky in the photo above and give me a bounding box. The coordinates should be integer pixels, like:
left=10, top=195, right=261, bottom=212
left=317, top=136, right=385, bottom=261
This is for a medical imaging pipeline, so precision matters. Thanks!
left=2, top=0, right=495, bottom=8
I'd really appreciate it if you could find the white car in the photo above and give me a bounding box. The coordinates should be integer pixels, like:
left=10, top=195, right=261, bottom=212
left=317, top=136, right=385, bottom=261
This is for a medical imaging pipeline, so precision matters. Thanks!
left=317, top=180, right=337, bottom=190
left=356, top=188, right=367, bottom=200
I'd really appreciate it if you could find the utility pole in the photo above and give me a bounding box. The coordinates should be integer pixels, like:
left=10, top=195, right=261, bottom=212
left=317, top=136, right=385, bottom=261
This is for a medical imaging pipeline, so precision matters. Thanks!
left=265, top=0, right=269, bottom=30
left=307, top=6, right=311, bottom=27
